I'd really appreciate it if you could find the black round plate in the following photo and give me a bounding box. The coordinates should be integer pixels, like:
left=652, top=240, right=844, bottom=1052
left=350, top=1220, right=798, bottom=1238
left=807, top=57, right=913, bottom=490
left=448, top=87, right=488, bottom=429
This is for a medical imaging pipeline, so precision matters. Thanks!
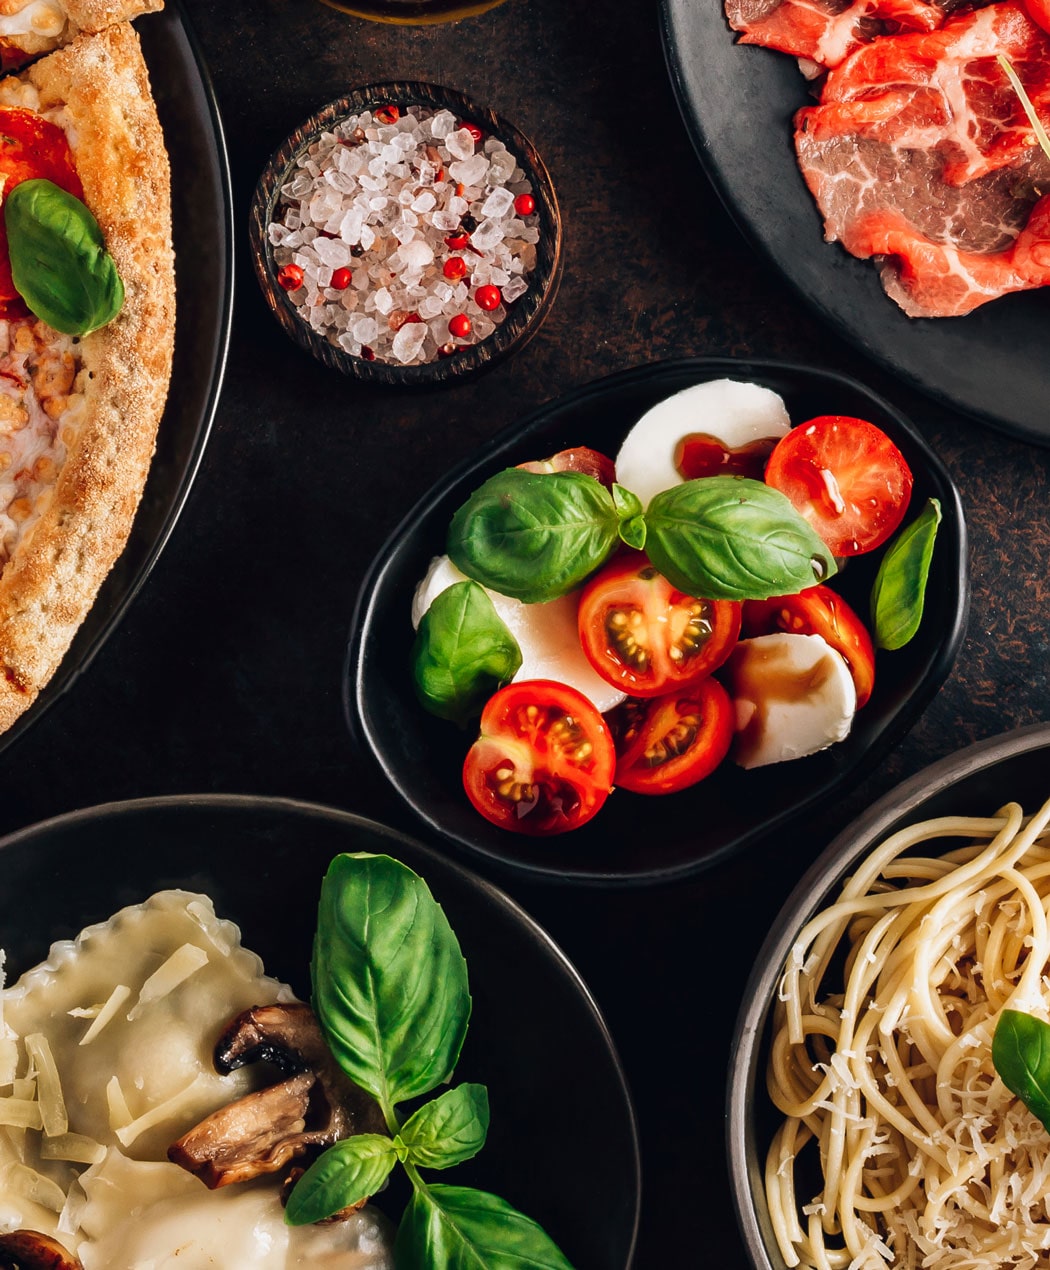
left=0, top=795, right=640, bottom=1270
left=345, top=356, right=969, bottom=887
left=661, top=0, right=1050, bottom=446
left=728, top=722, right=1050, bottom=1269
left=0, top=4, right=231, bottom=754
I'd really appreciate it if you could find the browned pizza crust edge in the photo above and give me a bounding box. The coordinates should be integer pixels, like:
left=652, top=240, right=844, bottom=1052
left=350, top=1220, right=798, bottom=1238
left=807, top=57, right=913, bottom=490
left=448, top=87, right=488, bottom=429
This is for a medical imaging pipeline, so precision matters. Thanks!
left=0, top=0, right=162, bottom=66
left=0, top=20, right=174, bottom=731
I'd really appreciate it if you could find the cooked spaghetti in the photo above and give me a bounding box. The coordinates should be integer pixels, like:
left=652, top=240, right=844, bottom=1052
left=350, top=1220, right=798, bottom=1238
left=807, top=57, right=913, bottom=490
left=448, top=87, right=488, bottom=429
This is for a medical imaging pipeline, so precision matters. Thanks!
left=765, top=795, right=1050, bottom=1269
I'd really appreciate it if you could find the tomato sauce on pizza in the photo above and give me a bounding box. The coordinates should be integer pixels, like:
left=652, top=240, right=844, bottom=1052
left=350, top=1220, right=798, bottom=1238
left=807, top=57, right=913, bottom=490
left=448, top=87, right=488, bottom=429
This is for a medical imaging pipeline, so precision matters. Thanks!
left=0, top=107, right=82, bottom=315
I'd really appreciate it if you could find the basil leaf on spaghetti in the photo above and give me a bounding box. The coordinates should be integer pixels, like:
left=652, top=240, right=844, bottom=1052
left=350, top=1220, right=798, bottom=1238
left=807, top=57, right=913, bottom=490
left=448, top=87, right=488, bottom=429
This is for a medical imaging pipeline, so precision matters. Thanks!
left=992, top=1009, right=1050, bottom=1133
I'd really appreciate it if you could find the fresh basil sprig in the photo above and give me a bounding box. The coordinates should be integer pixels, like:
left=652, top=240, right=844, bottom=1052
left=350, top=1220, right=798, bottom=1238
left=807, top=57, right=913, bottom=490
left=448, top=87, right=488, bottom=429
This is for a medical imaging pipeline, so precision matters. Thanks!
left=870, top=497, right=941, bottom=651
left=411, top=581, right=521, bottom=725
left=291, top=853, right=574, bottom=1268
left=992, top=1009, right=1050, bottom=1132
left=645, top=476, right=838, bottom=601
left=447, top=468, right=639, bottom=603
left=6, top=179, right=124, bottom=336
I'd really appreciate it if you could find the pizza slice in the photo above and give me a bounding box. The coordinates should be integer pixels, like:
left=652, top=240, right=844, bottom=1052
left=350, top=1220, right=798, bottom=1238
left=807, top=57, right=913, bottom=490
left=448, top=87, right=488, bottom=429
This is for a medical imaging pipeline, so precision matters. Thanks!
left=0, top=0, right=162, bottom=70
left=0, top=19, right=173, bottom=732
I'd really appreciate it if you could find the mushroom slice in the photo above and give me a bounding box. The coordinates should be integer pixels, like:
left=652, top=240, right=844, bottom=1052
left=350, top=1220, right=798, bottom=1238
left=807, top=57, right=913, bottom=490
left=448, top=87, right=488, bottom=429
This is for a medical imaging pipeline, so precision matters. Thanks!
left=167, top=1002, right=385, bottom=1190
left=0, top=1230, right=82, bottom=1269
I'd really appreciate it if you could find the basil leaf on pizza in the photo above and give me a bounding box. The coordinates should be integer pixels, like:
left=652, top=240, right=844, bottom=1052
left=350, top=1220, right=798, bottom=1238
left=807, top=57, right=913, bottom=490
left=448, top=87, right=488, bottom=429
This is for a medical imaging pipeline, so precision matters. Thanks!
left=6, top=177, right=124, bottom=335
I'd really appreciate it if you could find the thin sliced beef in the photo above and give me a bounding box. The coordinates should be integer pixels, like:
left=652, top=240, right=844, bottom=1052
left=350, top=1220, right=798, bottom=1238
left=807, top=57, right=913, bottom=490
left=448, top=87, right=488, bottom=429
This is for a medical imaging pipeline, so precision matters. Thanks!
left=807, top=4, right=1050, bottom=183
left=856, top=193, right=1050, bottom=315
left=795, top=1, right=1050, bottom=315
left=726, top=0, right=950, bottom=71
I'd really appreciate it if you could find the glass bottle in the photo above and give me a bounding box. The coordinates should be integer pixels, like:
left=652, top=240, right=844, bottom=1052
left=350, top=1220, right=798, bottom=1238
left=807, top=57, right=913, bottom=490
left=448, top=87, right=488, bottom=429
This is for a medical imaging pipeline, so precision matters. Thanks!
left=317, top=0, right=509, bottom=23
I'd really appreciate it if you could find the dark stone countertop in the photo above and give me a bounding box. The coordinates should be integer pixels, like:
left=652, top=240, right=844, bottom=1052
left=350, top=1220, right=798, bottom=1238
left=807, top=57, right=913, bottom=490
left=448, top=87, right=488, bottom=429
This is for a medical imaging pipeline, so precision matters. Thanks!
left=3, top=0, right=1050, bottom=1263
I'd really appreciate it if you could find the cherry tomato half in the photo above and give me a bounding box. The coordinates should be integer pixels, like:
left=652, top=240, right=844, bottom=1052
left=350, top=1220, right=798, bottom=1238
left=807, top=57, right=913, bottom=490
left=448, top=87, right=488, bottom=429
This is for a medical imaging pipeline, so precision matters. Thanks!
left=764, top=416, right=913, bottom=556
left=462, top=680, right=615, bottom=835
left=577, top=551, right=741, bottom=698
left=0, top=108, right=84, bottom=316
left=743, top=584, right=876, bottom=708
left=517, top=446, right=616, bottom=489
left=610, top=678, right=734, bottom=795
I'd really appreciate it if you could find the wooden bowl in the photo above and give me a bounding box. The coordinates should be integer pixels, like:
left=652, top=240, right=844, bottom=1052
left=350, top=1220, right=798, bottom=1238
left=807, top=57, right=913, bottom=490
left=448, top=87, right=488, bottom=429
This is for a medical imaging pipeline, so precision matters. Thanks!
left=249, top=82, right=562, bottom=387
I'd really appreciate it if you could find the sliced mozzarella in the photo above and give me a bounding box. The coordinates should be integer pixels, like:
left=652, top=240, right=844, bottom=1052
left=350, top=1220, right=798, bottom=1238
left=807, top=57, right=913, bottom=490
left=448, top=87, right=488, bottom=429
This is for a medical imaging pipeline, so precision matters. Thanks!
left=614, top=378, right=791, bottom=508
left=411, top=555, right=626, bottom=714
left=722, top=631, right=856, bottom=769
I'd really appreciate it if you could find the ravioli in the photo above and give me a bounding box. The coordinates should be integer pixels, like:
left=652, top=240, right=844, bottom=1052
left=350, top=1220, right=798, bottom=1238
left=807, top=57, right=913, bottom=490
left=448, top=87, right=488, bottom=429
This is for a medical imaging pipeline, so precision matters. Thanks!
left=0, top=891, right=394, bottom=1268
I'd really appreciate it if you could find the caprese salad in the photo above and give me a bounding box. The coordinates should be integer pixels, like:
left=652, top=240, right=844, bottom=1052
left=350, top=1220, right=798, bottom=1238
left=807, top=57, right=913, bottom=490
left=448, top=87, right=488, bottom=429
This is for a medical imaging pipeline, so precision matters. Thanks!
left=410, top=379, right=940, bottom=836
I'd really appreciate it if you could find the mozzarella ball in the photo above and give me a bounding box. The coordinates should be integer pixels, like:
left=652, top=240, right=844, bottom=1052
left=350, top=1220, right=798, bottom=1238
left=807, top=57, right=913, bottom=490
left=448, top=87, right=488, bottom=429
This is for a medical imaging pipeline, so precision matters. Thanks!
left=615, top=379, right=791, bottom=507
left=722, top=631, right=856, bottom=769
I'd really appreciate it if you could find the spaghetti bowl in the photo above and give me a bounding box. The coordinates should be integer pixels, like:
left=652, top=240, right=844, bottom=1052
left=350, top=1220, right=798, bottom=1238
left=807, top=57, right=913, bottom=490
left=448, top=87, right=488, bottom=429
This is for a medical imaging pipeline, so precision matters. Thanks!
left=729, top=723, right=1050, bottom=1269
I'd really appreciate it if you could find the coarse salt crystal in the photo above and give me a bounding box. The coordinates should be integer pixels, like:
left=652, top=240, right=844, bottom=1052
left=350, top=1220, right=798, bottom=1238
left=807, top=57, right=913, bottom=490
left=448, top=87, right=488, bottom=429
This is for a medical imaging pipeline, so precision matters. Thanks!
left=398, top=239, right=435, bottom=270
left=429, top=109, right=456, bottom=139
left=392, top=322, right=427, bottom=364
left=449, top=154, right=489, bottom=187
left=445, top=128, right=475, bottom=161
left=481, top=187, right=514, bottom=218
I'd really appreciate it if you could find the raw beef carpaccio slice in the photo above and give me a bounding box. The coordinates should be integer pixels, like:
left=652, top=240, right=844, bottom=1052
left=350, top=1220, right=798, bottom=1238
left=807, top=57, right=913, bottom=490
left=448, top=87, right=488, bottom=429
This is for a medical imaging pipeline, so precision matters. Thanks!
left=725, top=0, right=950, bottom=71
left=795, top=2, right=1050, bottom=316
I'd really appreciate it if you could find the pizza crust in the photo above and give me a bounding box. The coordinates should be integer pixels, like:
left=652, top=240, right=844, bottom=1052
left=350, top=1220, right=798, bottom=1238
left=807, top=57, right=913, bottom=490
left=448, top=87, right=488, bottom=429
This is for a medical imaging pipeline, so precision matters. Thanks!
left=0, top=20, right=173, bottom=731
left=0, top=0, right=162, bottom=69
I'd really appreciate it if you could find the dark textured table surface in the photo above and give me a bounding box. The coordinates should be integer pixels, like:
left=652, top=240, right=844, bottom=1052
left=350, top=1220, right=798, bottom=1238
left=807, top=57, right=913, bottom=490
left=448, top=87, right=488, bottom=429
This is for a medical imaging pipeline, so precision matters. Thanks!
left=4, top=0, right=1050, bottom=1264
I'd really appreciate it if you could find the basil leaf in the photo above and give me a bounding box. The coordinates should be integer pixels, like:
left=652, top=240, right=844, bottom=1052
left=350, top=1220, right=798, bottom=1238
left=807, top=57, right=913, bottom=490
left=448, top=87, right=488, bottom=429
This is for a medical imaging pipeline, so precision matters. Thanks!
left=312, top=854, right=471, bottom=1115
left=6, top=179, right=124, bottom=336
left=394, top=1184, right=574, bottom=1270
left=612, top=483, right=646, bottom=551
left=870, top=497, right=941, bottom=651
left=992, top=1009, right=1050, bottom=1132
left=399, top=1083, right=489, bottom=1170
left=285, top=1134, right=396, bottom=1226
left=412, top=581, right=521, bottom=726
left=644, top=476, right=838, bottom=601
left=447, top=468, right=620, bottom=602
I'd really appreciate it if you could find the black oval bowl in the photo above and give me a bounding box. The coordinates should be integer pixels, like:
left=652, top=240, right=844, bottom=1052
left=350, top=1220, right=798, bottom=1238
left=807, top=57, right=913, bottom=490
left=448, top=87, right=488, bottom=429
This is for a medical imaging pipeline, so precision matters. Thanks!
left=727, top=722, right=1050, bottom=1269
left=249, top=81, right=561, bottom=387
left=345, top=356, right=969, bottom=887
left=0, top=795, right=640, bottom=1270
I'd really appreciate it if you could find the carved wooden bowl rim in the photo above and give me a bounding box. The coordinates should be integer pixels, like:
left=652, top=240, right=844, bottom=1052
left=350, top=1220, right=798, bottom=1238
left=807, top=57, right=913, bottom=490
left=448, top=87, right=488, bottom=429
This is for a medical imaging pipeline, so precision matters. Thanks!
left=249, top=81, right=563, bottom=387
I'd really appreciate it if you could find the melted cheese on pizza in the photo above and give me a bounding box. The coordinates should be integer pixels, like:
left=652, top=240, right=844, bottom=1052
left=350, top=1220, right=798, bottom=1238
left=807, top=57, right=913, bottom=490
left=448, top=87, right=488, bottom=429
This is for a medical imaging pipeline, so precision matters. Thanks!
left=0, top=318, right=83, bottom=570
left=0, top=2, right=65, bottom=39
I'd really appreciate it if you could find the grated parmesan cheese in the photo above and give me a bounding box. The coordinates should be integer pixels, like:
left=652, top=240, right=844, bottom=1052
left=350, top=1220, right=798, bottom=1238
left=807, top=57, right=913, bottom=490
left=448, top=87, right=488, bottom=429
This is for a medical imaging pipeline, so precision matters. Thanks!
left=0, top=1096, right=41, bottom=1130
left=2, top=1160, right=65, bottom=1212
left=105, top=1074, right=132, bottom=1131
left=113, top=1072, right=211, bottom=1148
left=77, top=983, right=131, bottom=1045
left=24, top=1032, right=67, bottom=1137
left=40, top=1130, right=105, bottom=1166
left=126, top=943, right=209, bottom=1021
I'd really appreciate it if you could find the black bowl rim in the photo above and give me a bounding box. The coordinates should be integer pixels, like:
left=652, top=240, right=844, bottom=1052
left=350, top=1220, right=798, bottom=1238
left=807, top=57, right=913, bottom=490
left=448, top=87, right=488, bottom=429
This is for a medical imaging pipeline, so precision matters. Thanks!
left=0, top=790, right=643, bottom=1265
left=726, top=720, right=1050, bottom=1270
left=344, top=354, right=970, bottom=888
left=248, top=80, right=562, bottom=387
